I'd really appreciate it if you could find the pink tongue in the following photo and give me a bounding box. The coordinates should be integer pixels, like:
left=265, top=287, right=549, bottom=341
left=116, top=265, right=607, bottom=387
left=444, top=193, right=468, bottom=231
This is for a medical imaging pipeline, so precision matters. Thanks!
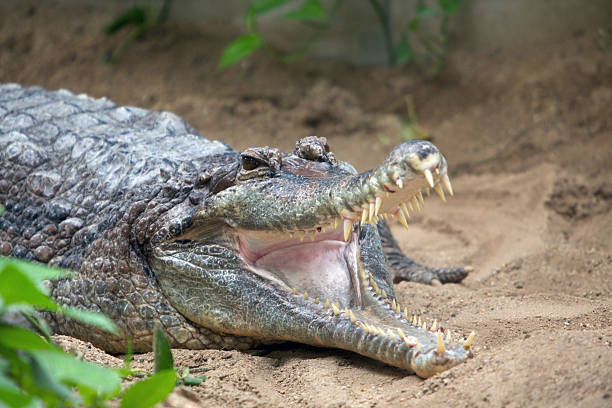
left=255, top=240, right=354, bottom=305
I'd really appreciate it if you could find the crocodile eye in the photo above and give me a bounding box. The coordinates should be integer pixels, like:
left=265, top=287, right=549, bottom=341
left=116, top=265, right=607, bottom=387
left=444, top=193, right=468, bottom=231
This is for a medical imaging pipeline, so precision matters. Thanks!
left=242, top=156, right=264, bottom=171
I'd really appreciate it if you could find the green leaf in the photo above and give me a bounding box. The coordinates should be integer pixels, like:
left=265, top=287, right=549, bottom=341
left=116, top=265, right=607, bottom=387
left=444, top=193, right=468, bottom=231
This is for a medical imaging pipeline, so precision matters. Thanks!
left=415, top=6, right=438, bottom=20
left=438, top=0, right=461, bottom=15
left=0, top=324, right=55, bottom=350
left=249, top=0, right=290, bottom=16
left=59, top=306, right=119, bottom=335
left=0, top=372, right=43, bottom=408
left=218, top=33, right=263, bottom=69
left=30, top=350, right=122, bottom=399
left=0, top=204, right=5, bottom=217
left=104, top=7, right=146, bottom=34
left=285, top=0, right=326, bottom=20
left=120, top=369, right=176, bottom=408
left=395, top=35, right=415, bottom=64
left=153, top=326, right=173, bottom=373
left=0, top=257, right=72, bottom=285
left=182, top=376, right=205, bottom=386
left=29, top=353, right=77, bottom=405
left=0, top=264, right=57, bottom=310
left=407, top=17, right=419, bottom=31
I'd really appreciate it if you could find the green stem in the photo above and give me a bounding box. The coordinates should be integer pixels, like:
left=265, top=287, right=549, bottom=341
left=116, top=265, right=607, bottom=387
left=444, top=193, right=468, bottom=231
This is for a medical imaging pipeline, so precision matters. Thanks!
left=22, top=311, right=54, bottom=344
left=368, top=0, right=395, bottom=66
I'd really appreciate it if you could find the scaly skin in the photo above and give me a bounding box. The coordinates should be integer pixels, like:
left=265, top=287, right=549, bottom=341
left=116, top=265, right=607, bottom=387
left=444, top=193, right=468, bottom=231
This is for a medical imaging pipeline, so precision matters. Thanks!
left=0, top=84, right=473, bottom=378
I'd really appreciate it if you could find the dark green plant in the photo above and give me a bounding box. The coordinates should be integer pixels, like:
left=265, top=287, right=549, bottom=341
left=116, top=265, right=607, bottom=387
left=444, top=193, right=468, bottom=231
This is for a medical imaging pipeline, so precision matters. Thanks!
left=219, top=0, right=342, bottom=69
left=0, top=257, right=186, bottom=407
left=219, top=0, right=461, bottom=70
left=103, top=0, right=172, bottom=64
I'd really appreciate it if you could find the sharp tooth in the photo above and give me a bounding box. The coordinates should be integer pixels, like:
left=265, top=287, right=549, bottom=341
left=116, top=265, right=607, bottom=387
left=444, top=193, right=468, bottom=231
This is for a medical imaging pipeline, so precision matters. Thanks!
left=310, top=231, right=316, bottom=241
left=412, top=316, right=418, bottom=326
left=411, top=196, right=420, bottom=211
left=400, top=203, right=410, bottom=218
left=299, top=231, right=305, bottom=241
left=397, top=328, right=406, bottom=338
left=360, top=207, right=368, bottom=225
left=392, top=299, right=397, bottom=311
left=289, top=232, right=294, bottom=238
left=368, top=202, right=375, bottom=224
left=314, top=297, right=320, bottom=304
left=397, top=208, right=409, bottom=229
left=417, top=191, right=425, bottom=206
left=348, top=309, right=356, bottom=323
left=435, top=168, right=440, bottom=175
left=463, top=331, right=475, bottom=349
left=416, top=341, right=421, bottom=354
left=331, top=303, right=340, bottom=316
left=424, top=169, right=435, bottom=188
left=381, top=288, right=387, bottom=299
left=343, top=219, right=353, bottom=242
left=321, top=226, right=326, bottom=233
left=387, top=329, right=396, bottom=339
left=396, top=178, right=403, bottom=189
left=370, top=275, right=380, bottom=296
left=375, top=196, right=382, bottom=216
left=442, top=173, right=454, bottom=196
left=324, top=298, right=331, bottom=309
left=378, top=326, right=387, bottom=337
left=446, top=329, right=452, bottom=342
left=403, top=307, right=409, bottom=319
left=418, top=316, right=422, bottom=327
left=361, top=323, right=370, bottom=334
left=404, top=336, right=417, bottom=346
left=303, top=291, right=308, bottom=300
left=437, top=331, right=446, bottom=354
left=431, top=319, right=437, bottom=331
left=332, top=217, right=338, bottom=229
left=422, top=321, right=427, bottom=330
left=434, top=183, right=446, bottom=202
left=407, top=200, right=414, bottom=212
left=292, top=288, right=297, bottom=295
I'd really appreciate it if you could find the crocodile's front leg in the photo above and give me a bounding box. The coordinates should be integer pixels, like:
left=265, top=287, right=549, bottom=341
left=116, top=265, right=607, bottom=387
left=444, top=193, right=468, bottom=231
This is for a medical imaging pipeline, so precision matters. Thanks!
left=377, top=221, right=471, bottom=285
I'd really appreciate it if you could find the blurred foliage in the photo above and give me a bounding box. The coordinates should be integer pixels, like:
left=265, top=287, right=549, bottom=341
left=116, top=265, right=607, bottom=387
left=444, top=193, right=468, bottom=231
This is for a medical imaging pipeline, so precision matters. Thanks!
left=105, top=0, right=461, bottom=70
left=220, top=0, right=461, bottom=70
left=0, top=257, right=186, bottom=407
left=103, top=0, right=172, bottom=64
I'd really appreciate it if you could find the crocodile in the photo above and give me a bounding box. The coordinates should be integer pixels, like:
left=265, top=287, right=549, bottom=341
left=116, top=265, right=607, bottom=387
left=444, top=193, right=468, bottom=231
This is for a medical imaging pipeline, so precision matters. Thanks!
left=0, top=84, right=474, bottom=378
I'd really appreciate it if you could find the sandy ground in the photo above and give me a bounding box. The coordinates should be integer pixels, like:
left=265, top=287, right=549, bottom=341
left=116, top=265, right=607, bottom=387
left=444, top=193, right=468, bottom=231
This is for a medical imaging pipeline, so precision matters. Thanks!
left=1, top=2, right=611, bottom=407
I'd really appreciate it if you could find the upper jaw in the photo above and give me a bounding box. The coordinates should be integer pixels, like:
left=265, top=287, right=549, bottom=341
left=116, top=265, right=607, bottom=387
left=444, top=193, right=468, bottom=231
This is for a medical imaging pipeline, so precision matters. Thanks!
left=203, top=140, right=453, bottom=240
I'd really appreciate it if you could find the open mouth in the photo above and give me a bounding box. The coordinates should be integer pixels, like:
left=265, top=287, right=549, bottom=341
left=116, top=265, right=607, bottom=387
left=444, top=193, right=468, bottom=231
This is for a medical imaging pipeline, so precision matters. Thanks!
left=237, top=154, right=453, bottom=306
left=233, top=162, right=475, bottom=377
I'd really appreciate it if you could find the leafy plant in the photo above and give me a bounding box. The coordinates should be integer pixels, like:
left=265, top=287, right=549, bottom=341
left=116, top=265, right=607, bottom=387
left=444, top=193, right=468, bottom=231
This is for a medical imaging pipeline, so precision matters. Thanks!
left=219, top=0, right=461, bottom=70
left=103, top=0, right=172, bottom=64
left=219, top=0, right=341, bottom=69
left=392, top=0, right=461, bottom=72
left=0, top=257, right=187, bottom=407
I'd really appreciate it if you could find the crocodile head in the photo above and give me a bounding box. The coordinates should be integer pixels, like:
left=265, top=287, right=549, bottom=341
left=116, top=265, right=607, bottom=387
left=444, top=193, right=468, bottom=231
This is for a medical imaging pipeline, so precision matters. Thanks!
left=149, top=136, right=473, bottom=378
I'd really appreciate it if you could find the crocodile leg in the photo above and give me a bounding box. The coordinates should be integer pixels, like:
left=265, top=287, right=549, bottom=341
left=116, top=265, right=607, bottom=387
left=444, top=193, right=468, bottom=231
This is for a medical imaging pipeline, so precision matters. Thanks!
left=377, top=221, right=471, bottom=285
